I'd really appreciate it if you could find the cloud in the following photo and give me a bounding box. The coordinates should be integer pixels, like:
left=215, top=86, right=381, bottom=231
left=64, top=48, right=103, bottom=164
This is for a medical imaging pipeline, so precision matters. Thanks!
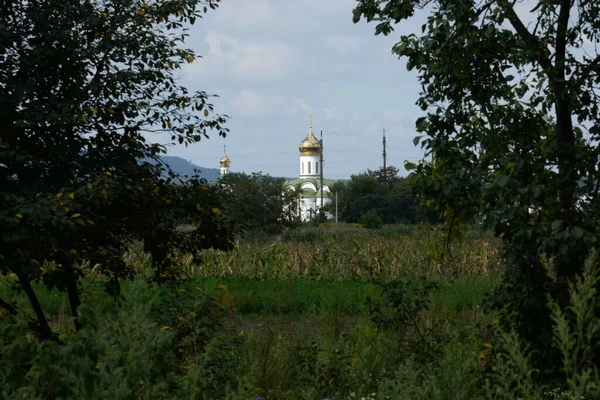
left=213, top=0, right=277, bottom=30
left=205, top=33, right=238, bottom=60
left=294, top=98, right=312, bottom=115
left=230, top=90, right=286, bottom=117
left=367, top=121, right=381, bottom=133
left=233, top=42, right=291, bottom=79
left=323, top=104, right=345, bottom=120
left=170, top=0, right=429, bottom=179
left=185, top=33, right=292, bottom=82
left=325, top=35, right=363, bottom=56
left=301, top=0, right=356, bottom=17
left=382, top=109, right=418, bottom=135
left=383, top=109, right=410, bottom=123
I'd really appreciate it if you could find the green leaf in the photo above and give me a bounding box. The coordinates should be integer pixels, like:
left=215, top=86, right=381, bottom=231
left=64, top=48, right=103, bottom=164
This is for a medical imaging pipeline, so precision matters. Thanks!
left=552, top=220, right=563, bottom=232
left=415, top=117, right=428, bottom=132
left=571, top=226, right=584, bottom=239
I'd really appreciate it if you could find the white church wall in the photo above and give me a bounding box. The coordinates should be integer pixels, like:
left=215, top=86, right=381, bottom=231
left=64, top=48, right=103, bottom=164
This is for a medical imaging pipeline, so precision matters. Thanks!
left=299, top=181, right=317, bottom=191
left=298, top=196, right=332, bottom=221
left=299, top=154, right=320, bottom=179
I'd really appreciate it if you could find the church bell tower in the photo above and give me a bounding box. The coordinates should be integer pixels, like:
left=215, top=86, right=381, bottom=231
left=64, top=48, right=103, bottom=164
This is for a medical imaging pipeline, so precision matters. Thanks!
left=219, top=145, right=230, bottom=176
left=298, top=114, right=322, bottom=179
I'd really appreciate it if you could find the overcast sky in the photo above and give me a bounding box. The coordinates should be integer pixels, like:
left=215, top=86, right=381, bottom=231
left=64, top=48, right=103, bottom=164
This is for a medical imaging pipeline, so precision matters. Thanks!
left=153, top=0, right=428, bottom=179
left=157, top=0, right=597, bottom=179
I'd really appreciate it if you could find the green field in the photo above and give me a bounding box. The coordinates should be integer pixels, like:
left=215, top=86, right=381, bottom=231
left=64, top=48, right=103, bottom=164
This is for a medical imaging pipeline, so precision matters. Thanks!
left=3, top=224, right=588, bottom=399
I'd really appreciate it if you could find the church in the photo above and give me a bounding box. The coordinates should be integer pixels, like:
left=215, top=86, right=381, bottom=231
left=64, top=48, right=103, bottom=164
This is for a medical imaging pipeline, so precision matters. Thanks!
left=284, top=116, right=334, bottom=221
left=218, top=116, right=333, bottom=221
left=219, top=146, right=230, bottom=176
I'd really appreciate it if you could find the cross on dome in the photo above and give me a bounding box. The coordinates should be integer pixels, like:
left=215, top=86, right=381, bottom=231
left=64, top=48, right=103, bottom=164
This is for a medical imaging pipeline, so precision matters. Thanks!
left=220, top=145, right=230, bottom=168
left=299, top=114, right=321, bottom=156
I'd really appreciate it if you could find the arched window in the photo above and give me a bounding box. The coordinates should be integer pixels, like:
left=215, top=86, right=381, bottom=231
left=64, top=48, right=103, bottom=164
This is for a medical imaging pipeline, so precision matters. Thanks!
left=308, top=162, right=311, bottom=174
left=302, top=162, right=304, bottom=174
left=316, top=162, right=319, bottom=174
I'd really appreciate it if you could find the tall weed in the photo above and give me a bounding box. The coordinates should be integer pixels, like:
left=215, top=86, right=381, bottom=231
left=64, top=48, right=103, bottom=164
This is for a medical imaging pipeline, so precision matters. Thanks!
left=485, top=251, right=600, bottom=399
left=0, top=275, right=241, bottom=399
left=190, top=225, right=500, bottom=280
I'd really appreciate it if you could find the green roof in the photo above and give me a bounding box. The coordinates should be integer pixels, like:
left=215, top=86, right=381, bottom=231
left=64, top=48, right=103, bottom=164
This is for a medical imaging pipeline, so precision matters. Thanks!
left=290, top=187, right=332, bottom=199
left=285, top=177, right=336, bottom=189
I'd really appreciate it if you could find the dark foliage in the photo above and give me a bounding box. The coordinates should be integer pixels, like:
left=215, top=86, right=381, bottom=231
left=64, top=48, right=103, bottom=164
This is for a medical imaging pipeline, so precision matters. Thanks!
left=353, top=0, right=600, bottom=379
left=0, top=0, right=231, bottom=340
left=330, top=165, right=442, bottom=225
left=216, top=172, right=300, bottom=235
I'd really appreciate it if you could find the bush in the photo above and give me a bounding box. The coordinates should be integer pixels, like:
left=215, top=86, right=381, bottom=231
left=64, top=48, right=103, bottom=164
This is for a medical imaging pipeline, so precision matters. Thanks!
left=0, top=275, right=242, bottom=399
left=485, top=250, right=600, bottom=399
left=361, top=209, right=384, bottom=230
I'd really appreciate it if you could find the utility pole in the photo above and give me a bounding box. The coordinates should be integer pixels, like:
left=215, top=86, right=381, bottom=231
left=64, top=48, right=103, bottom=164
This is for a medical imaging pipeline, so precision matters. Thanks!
left=382, top=128, right=387, bottom=182
left=320, top=130, right=324, bottom=211
left=335, top=192, right=338, bottom=224
left=297, top=184, right=301, bottom=220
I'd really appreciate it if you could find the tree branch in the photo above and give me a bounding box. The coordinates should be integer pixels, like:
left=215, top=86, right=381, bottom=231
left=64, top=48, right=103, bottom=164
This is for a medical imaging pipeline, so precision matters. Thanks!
left=0, top=298, right=18, bottom=316
left=554, top=0, right=572, bottom=84
left=574, top=54, right=600, bottom=87
left=496, top=0, right=556, bottom=86
left=0, top=297, right=60, bottom=342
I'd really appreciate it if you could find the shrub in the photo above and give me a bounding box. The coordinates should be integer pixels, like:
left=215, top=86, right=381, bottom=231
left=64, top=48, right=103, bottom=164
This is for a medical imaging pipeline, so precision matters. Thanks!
left=485, top=250, right=600, bottom=399
left=0, top=276, right=242, bottom=399
left=360, top=209, right=383, bottom=230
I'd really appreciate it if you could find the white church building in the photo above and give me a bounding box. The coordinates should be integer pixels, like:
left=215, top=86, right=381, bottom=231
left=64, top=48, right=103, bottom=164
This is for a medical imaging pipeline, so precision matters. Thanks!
left=284, top=117, right=334, bottom=221
left=218, top=117, right=334, bottom=221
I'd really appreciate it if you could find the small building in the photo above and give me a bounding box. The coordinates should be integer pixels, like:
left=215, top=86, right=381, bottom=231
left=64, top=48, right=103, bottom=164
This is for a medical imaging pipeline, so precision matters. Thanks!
left=219, top=147, right=230, bottom=176
left=285, top=117, right=334, bottom=221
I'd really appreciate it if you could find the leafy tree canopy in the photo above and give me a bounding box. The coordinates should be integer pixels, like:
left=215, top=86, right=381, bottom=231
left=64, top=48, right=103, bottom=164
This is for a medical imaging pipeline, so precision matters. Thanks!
left=353, top=0, right=600, bottom=374
left=331, top=166, right=441, bottom=224
left=0, top=0, right=230, bottom=340
left=217, top=172, right=300, bottom=235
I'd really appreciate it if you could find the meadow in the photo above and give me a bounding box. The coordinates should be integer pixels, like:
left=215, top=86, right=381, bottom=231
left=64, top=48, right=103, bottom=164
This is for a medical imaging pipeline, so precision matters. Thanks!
left=1, top=224, right=593, bottom=399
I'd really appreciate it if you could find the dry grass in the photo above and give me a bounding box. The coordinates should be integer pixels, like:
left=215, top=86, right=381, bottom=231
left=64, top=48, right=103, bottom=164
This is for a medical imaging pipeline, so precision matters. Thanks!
left=179, top=225, right=501, bottom=280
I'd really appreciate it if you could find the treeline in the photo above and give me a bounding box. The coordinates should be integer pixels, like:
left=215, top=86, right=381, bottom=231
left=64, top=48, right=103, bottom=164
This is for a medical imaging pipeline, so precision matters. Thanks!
left=216, top=172, right=299, bottom=234
left=213, top=166, right=440, bottom=235
left=329, top=166, right=441, bottom=225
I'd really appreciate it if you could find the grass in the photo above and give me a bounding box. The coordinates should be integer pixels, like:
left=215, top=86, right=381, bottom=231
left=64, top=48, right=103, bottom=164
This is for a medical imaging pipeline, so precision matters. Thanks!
left=0, top=223, right=503, bottom=399
left=186, top=278, right=367, bottom=317
left=181, top=275, right=493, bottom=319
left=1, top=273, right=494, bottom=336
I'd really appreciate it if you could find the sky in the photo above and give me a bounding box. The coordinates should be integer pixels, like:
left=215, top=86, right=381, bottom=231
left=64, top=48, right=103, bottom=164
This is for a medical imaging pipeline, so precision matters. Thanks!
left=160, top=0, right=427, bottom=179
left=154, top=0, right=599, bottom=180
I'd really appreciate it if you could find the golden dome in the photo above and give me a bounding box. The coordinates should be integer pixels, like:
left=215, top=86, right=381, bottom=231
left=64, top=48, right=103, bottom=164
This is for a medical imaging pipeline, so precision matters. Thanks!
left=299, top=116, right=322, bottom=156
left=220, top=153, right=230, bottom=167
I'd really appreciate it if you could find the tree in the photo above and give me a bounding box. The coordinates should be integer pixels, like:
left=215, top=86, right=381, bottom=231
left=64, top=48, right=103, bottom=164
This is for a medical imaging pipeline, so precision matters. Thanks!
left=353, top=0, right=600, bottom=373
left=331, top=166, right=440, bottom=224
left=217, top=172, right=300, bottom=234
left=368, top=165, right=401, bottom=185
left=361, top=209, right=384, bottom=229
left=0, top=0, right=230, bottom=340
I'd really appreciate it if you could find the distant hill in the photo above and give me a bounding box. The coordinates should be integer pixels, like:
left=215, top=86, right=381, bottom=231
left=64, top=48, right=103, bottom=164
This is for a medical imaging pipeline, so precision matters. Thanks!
left=146, top=156, right=221, bottom=182
left=146, top=155, right=298, bottom=182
